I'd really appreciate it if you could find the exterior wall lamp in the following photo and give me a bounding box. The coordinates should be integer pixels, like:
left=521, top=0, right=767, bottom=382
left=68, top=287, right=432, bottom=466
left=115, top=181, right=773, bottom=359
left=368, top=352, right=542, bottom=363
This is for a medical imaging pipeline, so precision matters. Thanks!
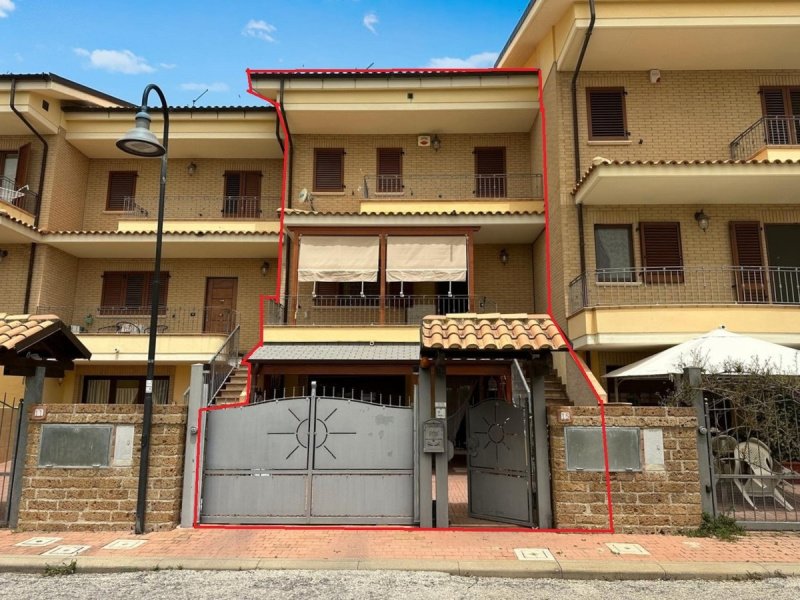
left=431, top=134, right=441, bottom=152
left=187, top=161, right=197, bottom=176
left=0, top=249, right=7, bottom=263
left=116, top=83, right=169, bottom=536
left=499, top=248, right=509, bottom=265
left=261, top=261, right=270, bottom=276
left=694, top=209, right=710, bottom=232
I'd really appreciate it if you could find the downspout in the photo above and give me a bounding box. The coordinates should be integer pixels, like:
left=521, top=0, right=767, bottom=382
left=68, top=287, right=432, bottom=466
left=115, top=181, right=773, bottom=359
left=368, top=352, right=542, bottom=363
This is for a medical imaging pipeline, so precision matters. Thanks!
left=10, top=78, right=49, bottom=312
left=571, top=0, right=596, bottom=280
left=278, top=79, right=294, bottom=324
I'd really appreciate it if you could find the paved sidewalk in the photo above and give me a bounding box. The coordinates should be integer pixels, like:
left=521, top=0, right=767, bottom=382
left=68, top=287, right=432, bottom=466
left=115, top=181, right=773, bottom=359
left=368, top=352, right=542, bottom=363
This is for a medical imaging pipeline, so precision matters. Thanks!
left=0, top=528, right=798, bottom=580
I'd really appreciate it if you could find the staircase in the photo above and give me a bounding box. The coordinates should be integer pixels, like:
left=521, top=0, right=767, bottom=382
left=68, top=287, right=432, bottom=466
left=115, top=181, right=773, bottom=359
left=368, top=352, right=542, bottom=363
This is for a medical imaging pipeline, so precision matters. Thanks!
left=214, top=365, right=249, bottom=404
left=544, top=372, right=571, bottom=407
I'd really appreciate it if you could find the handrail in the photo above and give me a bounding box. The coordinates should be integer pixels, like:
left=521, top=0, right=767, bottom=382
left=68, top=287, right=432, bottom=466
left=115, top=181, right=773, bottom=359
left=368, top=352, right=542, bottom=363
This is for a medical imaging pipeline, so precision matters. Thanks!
left=730, top=115, right=800, bottom=160
left=207, top=324, right=240, bottom=403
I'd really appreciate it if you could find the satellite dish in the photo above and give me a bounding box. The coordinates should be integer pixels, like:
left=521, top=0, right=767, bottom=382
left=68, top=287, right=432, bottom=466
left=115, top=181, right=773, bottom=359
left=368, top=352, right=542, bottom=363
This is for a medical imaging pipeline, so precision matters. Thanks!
left=298, top=188, right=312, bottom=204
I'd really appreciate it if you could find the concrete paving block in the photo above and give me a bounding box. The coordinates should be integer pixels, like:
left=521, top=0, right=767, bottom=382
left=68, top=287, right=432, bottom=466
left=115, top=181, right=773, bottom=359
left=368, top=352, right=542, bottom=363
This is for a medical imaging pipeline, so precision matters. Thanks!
left=75, top=556, right=162, bottom=573
left=357, top=559, right=459, bottom=574
left=157, top=558, right=261, bottom=571
left=256, top=559, right=361, bottom=571
left=661, top=561, right=770, bottom=581
left=558, top=559, right=666, bottom=580
left=458, top=560, right=562, bottom=579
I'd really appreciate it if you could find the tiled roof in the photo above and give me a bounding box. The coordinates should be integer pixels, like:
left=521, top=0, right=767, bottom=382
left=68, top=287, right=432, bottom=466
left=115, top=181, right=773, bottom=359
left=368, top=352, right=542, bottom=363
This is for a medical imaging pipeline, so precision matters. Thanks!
left=421, top=313, right=567, bottom=352
left=0, top=313, right=61, bottom=351
left=572, top=158, right=800, bottom=194
left=39, top=229, right=276, bottom=236
left=63, top=105, right=274, bottom=113
left=249, top=69, right=529, bottom=79
left=250, top=342, right=419, bottom=362
left=0, top=211, right=38, bottom=230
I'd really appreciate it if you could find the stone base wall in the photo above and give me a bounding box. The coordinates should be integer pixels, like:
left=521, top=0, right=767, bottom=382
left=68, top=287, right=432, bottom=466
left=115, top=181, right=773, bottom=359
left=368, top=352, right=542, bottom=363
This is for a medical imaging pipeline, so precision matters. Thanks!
left=18, top=404, right=187, bottom=532
left=549, top=405, right=702, bottom=533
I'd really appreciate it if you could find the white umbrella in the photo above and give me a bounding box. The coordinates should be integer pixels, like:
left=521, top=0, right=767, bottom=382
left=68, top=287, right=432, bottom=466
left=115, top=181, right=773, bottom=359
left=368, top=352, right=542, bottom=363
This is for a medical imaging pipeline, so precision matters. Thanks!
left=606, top=327, right=800, bottom=379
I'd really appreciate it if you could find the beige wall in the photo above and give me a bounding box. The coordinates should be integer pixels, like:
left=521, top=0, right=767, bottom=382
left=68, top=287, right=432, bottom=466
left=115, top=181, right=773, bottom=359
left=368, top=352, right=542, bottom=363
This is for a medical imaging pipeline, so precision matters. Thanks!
left=0, top=243, right=33, bottom=313
left=290, top=133, right=534, bottom=213
left=473, top=243, right=535, bottom=314
left=51, top=363, right=188, bottom=405
left=39, top=130, right=89, bottom=231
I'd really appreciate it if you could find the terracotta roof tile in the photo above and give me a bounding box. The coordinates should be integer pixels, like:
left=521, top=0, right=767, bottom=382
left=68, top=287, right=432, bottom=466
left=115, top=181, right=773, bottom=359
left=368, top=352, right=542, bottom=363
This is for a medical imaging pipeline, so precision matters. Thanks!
left=421, top=313, right=567, bottom=352
left=39, top=229, right=274, bottom=236
left=284, top=208, right=542, bottom=217
left=0, top=313, right=61, bottom=351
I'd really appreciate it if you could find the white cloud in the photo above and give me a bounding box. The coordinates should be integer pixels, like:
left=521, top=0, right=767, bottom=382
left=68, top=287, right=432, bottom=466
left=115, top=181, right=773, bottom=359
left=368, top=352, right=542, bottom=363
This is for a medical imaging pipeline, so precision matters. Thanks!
left=363, top=12, right=378, bottom=35
left=159, top=63, right=177, bottom=70
left=243, top=19, right=277, bottom=43
left=74, top=48, right=155, bottom=74
left=427, top=51, right=499, bottom=69
left=180, top=82, right=230, bottom=93
left=0, top=0, right=16, bottom=19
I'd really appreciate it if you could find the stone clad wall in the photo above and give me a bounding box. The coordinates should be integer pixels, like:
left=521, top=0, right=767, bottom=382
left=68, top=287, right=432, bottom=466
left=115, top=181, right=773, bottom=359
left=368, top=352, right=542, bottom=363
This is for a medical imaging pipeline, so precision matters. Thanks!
left=548, top=405, right=702, bottom=533
left=18, top=404, right=187, bottom=532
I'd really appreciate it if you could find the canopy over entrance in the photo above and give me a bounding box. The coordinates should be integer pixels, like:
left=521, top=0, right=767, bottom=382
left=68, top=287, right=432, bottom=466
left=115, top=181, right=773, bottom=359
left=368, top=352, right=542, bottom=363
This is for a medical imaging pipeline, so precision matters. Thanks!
left=0, top=313, right=91, bottom=377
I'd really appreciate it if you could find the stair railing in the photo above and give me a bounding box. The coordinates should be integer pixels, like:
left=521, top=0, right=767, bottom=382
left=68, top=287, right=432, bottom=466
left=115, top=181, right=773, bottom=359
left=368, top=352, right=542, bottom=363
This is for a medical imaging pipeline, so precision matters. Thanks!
left=207, top=325, right=240, bottom=404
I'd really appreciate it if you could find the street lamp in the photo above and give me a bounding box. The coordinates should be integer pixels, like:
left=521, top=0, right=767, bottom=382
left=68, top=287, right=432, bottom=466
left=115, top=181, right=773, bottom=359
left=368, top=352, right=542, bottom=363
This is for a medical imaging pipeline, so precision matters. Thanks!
left=117, top=84, right=169, bottom=535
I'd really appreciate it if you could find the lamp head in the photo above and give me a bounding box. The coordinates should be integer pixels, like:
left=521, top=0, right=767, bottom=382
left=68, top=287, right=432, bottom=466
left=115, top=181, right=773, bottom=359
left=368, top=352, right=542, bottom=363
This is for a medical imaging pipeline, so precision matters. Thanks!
left=116, top=110, right=165, bottom=157
left=694, top=209, right=710, bottom=232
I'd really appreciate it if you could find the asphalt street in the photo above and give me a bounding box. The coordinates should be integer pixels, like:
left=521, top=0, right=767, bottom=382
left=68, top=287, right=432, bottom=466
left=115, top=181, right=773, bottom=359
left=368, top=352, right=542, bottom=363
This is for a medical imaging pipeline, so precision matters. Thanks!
left=0, top=569, right=798, bottom=599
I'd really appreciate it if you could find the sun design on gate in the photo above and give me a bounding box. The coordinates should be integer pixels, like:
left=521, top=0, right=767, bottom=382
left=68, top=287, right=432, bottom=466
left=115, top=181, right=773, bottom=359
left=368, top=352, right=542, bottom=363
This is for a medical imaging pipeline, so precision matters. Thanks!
left=468, top=401, right=520, bottom=461
left=273, top=405, right=356, bottom=461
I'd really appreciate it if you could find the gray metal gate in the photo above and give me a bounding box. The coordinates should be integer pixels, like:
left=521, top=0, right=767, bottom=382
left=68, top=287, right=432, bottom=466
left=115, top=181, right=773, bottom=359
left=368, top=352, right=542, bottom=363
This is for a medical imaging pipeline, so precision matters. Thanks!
left=0, top=398, right=22, bottom=527
left=200, top=386, right=416, bottom=524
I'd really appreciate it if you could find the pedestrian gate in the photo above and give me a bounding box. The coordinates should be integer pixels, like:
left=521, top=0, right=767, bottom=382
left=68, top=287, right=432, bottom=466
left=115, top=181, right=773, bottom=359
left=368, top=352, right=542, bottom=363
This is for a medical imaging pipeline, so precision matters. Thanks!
left=199, top=389, right=416, bottom=524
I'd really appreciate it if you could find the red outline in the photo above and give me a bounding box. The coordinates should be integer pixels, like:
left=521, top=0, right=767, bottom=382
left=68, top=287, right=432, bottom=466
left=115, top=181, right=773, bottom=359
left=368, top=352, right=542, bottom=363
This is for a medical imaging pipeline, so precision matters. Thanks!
left=191, top=67, right=614, bottom=534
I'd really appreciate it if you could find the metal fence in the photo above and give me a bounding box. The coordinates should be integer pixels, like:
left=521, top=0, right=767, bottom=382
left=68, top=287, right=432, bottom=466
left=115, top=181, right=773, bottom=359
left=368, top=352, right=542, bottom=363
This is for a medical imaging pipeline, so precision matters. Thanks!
left=361, top=173, right=543, bottom=201
left=705, top=395, right=800, bottom=529
left=267, top=295, right=497, bottom=326
left=121, top=195, right=281, bottom=220
left=37, top=305, right=239, bottom=336
left=0, top=397, right=22, bottom=527
left=730, top=116, right=800, bottom=160
left=0, top=176, right=39, bottom=216
left=568, top=266, right=800, bottom=315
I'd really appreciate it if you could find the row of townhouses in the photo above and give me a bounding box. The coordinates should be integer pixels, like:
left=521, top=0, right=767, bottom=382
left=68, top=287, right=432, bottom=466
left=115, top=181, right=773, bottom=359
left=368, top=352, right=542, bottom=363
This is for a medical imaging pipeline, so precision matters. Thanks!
left=0, top=0, right=797, bottom=532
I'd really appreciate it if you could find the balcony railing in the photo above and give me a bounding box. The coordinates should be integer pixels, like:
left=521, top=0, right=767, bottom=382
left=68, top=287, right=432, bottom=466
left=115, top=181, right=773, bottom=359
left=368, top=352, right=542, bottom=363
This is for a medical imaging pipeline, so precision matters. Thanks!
left=37, top=305, right=239, bottom=336
left=361, top=173, right=543, bottom=201
left=568, top=266, right=800, bottom=316
left=730, top=116, right=800, bottom=160
left=120, top=195, right=280, bottom=220
left=0, top=176, right=38, bottom=216
left=267, top=295, right=497, bottom=326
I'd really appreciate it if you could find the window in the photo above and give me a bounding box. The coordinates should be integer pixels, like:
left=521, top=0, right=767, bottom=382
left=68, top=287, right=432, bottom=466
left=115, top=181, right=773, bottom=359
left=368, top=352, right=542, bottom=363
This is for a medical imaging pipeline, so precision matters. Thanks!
left=106, top=171, right=137, bottom=211
left=100, top=271, right=169, bottom=314
left=377, top=148, right=403, bottom=193
left=82, top=376, right=170, bottom=405
left=761, top=87, right=800, bottom=145
left=1, top=144, right=31, bottom=206
left=223, top=171, right=261, bottom=217
left=314, top=148, right=345, bottom=192
left=594, top=225, right=634, bottom=282
left=639, top=222, right=683, bottom=283
left=730, top=221, right=767, bottom=303
left=474, top=147, right=506, bottom=198
left=587, top=88, right=628, bottom=140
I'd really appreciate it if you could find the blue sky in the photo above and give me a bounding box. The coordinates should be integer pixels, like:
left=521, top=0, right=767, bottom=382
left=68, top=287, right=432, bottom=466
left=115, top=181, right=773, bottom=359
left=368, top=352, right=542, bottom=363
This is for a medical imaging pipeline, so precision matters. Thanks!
left=0, top=1, right=529, bottom=106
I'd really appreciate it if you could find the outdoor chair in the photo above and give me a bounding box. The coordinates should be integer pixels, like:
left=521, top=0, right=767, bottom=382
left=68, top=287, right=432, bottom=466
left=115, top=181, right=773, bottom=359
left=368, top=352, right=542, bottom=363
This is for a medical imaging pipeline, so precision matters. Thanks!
left=733, top=438, right=794, bottom=510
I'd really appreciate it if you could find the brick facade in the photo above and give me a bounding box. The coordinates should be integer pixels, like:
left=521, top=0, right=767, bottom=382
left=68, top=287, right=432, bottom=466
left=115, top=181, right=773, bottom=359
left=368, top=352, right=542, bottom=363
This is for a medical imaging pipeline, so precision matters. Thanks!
left=17, top=404, right=187, bottom=532
left=548, top=405, right=702, bottom=533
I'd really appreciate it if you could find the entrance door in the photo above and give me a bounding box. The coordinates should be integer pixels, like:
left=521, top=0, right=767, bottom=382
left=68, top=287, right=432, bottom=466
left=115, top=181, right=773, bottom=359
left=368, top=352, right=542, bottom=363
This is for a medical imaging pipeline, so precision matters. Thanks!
left=204, top=278, right=237, bottom=333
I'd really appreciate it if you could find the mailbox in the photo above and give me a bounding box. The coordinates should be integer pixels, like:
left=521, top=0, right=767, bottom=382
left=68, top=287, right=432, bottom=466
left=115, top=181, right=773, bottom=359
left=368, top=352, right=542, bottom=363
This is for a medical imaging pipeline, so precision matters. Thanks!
left=423, top=419, right=446, bottom=453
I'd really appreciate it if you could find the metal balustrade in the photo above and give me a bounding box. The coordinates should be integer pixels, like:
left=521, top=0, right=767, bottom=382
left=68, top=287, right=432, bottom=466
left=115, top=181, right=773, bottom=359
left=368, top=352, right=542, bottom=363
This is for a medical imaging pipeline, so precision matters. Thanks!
left=360, top=173, right=543, bottom=200
left=568, top=266, right=800, bottom=316
left=0, top=176, right=38, bottom=216
left=120, top=195, right=280, bottom=220
left=730, top=116, right=800, bottom=160
left=267, top=295, right=497, bottom=326
left=37, top=305, right=239, bottom=336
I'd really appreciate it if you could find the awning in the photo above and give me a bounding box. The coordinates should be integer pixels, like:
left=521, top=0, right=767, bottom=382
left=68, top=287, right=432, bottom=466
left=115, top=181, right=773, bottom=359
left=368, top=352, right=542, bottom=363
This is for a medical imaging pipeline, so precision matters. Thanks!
left=298, top=236, right=379, bottom=282
left=386, top=235, right=467, bottom=282
left=249, top=342, right=420, bottom=362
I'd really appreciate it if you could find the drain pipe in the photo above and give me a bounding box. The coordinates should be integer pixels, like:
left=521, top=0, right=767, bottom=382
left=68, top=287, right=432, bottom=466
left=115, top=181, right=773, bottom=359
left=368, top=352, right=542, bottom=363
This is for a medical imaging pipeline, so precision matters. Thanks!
left=571, top=0, right=596, bottom=279
left=278, top=79, right=294, bottom=323
left=10, top=78, right=49, bottom=312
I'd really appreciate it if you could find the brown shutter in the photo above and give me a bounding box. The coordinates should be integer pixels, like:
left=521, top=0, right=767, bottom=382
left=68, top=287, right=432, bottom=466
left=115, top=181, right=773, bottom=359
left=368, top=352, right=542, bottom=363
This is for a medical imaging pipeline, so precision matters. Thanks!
left=377, top=148, right=403, bottom=193
left=474, top=147, right=506, bottom=198
left=15, top=143, right=31, bottom=188
left=144, top=272, right=170, bottom=312
left=125, top=273, right=147, bottom=308
left=100, top=272, right=125, bottom=309
left=314, top=149, right=344, bottom=192
left=243, top=171, right=261, bottom=197
left=762, top=88, right=788, bottom=116
left=224, top=172, right=241, bottom=196
left=639, top=222, right=684, bottom=283
left=107, top=171, right=137, bottom=211
left=587, top=88, right=628, bottom=140
left=730, top=221, right=767, bottom=303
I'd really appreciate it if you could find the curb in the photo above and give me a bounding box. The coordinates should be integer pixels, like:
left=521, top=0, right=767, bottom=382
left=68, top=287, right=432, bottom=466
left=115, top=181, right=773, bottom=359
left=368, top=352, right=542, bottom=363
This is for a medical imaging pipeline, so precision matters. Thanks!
left=1, top=556, right=798, bottom=580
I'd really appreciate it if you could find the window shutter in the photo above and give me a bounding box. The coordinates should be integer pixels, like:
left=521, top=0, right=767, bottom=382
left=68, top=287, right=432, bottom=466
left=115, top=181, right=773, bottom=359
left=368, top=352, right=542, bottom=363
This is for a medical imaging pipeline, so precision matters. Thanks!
left=107, top=171, right=137, bottom=211
left=730, top=221, right=766, bottom=303
left=474, top=147, right=507, bottom=198
left=587, top=88, right=627, bottom=139
left=144, top=272, right=170, bottom=311
left=314, top=149, right=344, bottom=192
left=224, top=172, right=241, bottom=197
left=100, top=273, right=125, bottom=308
left=762, top=88, right=788, bottom=116
left=15, top=143, right=31, bottom=188
left=125, top=273, right=147, bottom=308
left=243, top=171, right=262, bottom=197
left=377, top=148, right=403, bottom=193
left=639, top=222, right=684, bottom=283
left=791, top=89, right=800, bottom=116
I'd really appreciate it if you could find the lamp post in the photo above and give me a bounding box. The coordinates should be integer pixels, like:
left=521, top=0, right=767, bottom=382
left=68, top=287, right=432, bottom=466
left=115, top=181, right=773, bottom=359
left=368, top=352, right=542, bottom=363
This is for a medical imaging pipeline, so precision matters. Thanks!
left=116, top=84, right=169, bottom=535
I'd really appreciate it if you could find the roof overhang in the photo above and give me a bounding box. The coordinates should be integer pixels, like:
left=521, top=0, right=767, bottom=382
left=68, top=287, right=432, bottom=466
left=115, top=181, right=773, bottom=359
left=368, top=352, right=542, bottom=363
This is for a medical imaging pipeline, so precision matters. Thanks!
left=0, top=314, right=91, bottom=377
left=574, top=161, right=800, bottom=206
left=249, top=342, right=420, bottom=363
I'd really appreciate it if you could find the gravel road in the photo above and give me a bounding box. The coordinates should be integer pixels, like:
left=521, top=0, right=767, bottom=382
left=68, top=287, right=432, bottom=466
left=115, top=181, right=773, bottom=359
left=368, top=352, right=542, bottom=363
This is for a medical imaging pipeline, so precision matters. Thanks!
left=0, top=570, right=799, bottom=600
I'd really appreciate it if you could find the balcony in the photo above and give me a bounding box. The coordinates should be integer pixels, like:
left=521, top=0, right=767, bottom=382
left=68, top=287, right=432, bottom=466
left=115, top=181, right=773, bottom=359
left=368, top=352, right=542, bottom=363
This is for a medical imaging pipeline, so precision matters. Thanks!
left=360, top=173, right=542, bottom=201
left=267, top=295, right=497, bottom=327
left=0, top=176, right=38, bottom=223
left=120, top=195, right=281, bottom=221
left=730, top=116, right=800, bottom=161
